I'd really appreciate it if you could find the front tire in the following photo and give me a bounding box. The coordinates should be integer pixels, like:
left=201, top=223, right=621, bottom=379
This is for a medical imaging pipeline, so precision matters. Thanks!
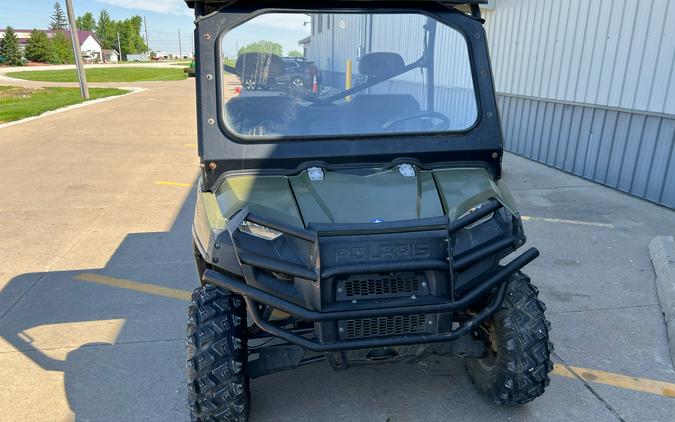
left=187, top=285, right=250, bottom=421
left=465, top=272, right=553, bottom=406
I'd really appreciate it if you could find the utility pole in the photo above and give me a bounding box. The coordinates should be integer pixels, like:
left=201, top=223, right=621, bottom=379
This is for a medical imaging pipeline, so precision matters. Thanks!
left=65, top=0, right=89, bottom=99
left=143, top=16, right=149, bottom=52
left=178, top=27, right=182, bottom=59
left=117, top=32, right=122, bottom=61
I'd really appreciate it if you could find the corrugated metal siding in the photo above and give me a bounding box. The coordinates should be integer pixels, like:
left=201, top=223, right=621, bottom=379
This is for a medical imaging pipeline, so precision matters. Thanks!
left=306, top=13, right=478, bottom=129
left=484, top=0, right=675, bottom=208
left=498, top=95, right=675, bottom=207
left=483, top=0, right=675, bottom=115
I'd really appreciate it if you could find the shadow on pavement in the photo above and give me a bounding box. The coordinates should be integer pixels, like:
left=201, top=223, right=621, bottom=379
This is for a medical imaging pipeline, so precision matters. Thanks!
left=0, top=184, right=198, bottom=421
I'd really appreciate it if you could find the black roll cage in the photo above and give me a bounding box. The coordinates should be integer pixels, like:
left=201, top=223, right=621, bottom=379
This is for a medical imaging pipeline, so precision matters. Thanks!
left=189, top=1, right=502, bottom=191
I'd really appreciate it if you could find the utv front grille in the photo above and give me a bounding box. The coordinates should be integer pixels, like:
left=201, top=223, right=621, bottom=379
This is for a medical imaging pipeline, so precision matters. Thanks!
left=339, top=314, right=431, bottom=339
left=336, top=272, right=428, bottom=301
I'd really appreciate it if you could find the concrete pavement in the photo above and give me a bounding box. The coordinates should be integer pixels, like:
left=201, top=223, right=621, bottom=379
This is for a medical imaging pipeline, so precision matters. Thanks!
left=1, top=76, right=675, bottom=421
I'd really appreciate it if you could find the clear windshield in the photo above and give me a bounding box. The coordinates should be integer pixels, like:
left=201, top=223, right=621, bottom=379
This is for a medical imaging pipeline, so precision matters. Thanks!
left=221, top=12, right=477, bottom=138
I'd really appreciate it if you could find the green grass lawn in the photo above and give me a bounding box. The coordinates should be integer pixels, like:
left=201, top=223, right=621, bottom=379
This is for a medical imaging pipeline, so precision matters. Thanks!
left=5, top=67, right=187, bottom=82
left=0, top=85, right=126, bottom=123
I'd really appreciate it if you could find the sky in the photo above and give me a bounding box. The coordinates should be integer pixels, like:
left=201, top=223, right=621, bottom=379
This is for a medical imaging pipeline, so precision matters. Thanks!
left=223, top=13, right=309, bottom=58
left=0, top=0, right=309, bottom=55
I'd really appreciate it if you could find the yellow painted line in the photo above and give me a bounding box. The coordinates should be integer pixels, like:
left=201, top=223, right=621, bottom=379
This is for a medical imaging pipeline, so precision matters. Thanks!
left=521, top=215, right=615, bottom=228
left=552, top=363, right=675, bottom=398
left=154, top=180, right=191, bottom=187
left=74, top=273, right=191, bottom=301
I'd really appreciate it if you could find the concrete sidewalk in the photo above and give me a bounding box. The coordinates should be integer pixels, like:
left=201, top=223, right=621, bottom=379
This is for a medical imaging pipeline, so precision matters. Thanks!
left=1, top=78, right=674, bottom=421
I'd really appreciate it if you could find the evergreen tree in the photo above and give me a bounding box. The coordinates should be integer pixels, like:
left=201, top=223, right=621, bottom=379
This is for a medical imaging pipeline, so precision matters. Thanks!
left=50, top=2, right=68, bottom=30
left=95, top=10, right=116, bottom=50
left=48, top=31, right=74, bottom=64
left=76, top=12, right=96, bottom=32
left=0, top=27, right=24, bottom=66
left=24, top=29, right=51, bottom=63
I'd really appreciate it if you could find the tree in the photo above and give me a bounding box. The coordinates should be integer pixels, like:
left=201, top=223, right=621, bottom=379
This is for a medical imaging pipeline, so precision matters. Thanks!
left=95, top=10, right=116, bottom=49
left=50, top=2, right=68, bottom=30
left=238, top=40, right=283, bottom=57
left=76, top=12, right=96, bottom=32
left=0, top=27, right=24, bottom=66
left=116, top=16, right=147, bottom=55
left=94, top=11, right=148, bottom=58
left=48, top=31, right=74, bottom=64
left=24, top=29, right=51, bottom=63
left=287, top=50, right=303, bottom=58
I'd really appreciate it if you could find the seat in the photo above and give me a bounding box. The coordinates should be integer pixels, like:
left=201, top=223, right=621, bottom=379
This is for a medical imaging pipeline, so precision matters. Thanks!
left=225, top=93, right=296, bottom=136
left=341, top=52, right=421, bottom=133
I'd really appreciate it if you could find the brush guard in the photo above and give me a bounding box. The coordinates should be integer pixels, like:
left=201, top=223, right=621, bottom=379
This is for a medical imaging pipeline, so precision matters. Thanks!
left=202, top=198, right=539, bottom=352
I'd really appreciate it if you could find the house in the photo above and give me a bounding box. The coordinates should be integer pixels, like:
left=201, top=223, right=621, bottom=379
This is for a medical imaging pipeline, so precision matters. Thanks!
left=71, top=30, right=102, bottom=62
left=0, top=29, right=103, bottom=62
left=102, top=49, right=119, bottom=63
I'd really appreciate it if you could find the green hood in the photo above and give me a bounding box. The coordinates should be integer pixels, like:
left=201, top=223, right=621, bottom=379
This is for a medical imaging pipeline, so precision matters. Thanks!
left=288, top=168, right=443, bottom=224
left=210, top=166, right=517, bottom=228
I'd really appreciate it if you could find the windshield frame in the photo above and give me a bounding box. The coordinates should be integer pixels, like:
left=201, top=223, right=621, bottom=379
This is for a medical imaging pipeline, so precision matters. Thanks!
left=216, top=8, right=482, bottom=143
left=192, top=1, right=503, bottom=191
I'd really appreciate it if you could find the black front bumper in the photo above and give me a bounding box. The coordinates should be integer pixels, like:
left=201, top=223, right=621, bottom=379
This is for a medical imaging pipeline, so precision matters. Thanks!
left=202, top=199, right=539, bottom=352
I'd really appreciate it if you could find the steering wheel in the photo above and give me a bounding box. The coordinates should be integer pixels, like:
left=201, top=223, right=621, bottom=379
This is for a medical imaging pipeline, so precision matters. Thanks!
left=381, top=111, right=451, bottom=132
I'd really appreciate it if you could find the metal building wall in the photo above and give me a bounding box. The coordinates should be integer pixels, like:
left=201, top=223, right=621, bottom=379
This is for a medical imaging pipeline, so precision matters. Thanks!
left=482, top=0, right=675, bottom=208
left=305, top=13, right=479, bottom=129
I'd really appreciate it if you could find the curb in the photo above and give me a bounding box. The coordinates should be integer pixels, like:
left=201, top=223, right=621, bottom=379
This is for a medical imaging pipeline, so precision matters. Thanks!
left=649, top=235, right=675, bottom=367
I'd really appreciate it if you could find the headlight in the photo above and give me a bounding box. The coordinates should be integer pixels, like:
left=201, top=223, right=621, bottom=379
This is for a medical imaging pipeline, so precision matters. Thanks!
left=459, top=203, right=495, bottom=229
left=465, top=212, right=494, bottom=229
left=238, top=220, right=283, bottom=240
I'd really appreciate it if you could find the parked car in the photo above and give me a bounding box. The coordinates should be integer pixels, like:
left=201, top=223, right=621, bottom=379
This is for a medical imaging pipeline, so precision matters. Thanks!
left=278, top=57, right=320, bottom=89
left=240, top=56, right=320, bottom=91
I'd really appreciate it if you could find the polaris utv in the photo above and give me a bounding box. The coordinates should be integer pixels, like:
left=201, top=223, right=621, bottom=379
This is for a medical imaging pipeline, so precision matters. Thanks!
left=185, top=1, right=553, bottom=420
